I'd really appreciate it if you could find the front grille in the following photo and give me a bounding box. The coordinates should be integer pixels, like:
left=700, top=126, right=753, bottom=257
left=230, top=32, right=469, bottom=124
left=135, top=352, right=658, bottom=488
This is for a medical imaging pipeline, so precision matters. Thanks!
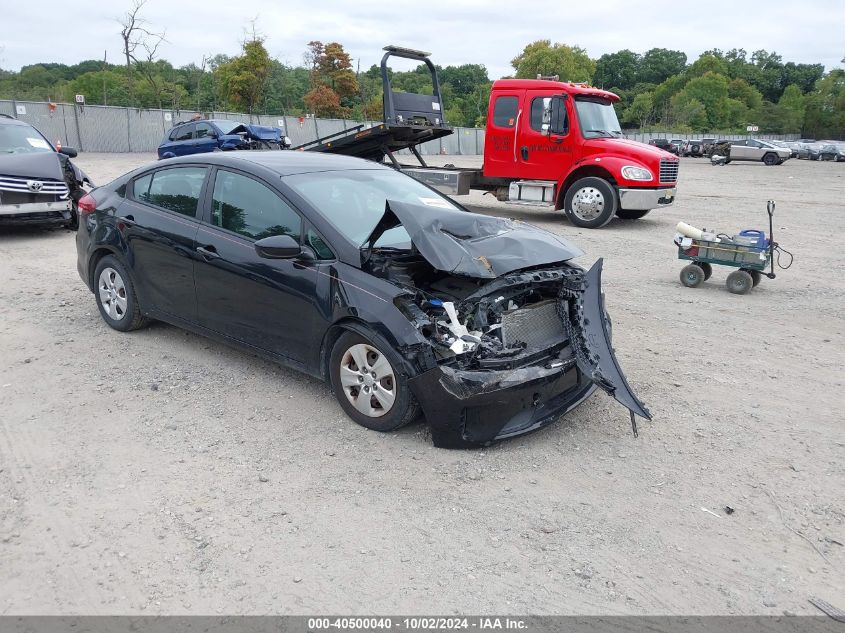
left=659, top=159, right=679, bottom=183
left=0, top=190, right=63, bottom=205
left=0, top=175, right=69, bottom=197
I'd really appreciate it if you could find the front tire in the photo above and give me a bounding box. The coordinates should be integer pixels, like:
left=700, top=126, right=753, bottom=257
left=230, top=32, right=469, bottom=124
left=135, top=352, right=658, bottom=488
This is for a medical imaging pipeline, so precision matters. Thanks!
left=763, top=153, right=778, bottom=166
left=562, top=177, right=617, bottom=229
left=93, top=256, right=148, bottom=331
left=615, top=209, right=650, bottom=220
left=329, top=331, right=419, bottom=432
left=680, top=264, right=705, bottom=288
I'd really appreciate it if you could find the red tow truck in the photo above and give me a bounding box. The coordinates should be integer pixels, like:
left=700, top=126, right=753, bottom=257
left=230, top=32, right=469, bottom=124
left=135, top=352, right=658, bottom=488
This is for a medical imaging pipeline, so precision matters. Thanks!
left=296, top=46, right=679, bottom=229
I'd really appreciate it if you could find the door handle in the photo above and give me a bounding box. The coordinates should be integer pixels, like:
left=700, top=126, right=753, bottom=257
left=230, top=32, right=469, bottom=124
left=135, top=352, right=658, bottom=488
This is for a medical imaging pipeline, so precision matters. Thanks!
left=521, top=146, right=528, bottom=161
left=196, top=245, right=220, bottom=260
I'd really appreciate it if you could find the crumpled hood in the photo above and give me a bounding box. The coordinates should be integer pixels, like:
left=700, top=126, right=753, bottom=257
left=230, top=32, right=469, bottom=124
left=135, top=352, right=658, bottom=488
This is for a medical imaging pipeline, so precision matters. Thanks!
left=365, top=200, right=583, bottom=278
left=0, top=152, right=65, bottom=180
left=228, top=124, right=281, bottom=141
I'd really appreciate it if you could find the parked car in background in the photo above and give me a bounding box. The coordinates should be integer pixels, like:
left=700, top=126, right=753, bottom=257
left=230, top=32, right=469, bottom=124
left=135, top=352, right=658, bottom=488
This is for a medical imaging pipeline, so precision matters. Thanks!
left=684, top=139, right=704, bottom=157
left=819, top=143, right=839, bottom=161
left=0, top=113, right=92, bottom=228
left=647, top=138, right=672, bottom=152
left=669, top=139, right=684, bottom=155
left=796, top=142, right=823, bottom=160
left=727, top=138, right=791, bottom=165
left=74, top=151, right=651, bottom=448
left=157, top=118, right=292, bottom=159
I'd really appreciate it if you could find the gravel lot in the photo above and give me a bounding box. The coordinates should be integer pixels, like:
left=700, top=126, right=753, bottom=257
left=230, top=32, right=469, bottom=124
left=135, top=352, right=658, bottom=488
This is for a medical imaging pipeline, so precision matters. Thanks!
left=0, top=152, right=843, bottom=615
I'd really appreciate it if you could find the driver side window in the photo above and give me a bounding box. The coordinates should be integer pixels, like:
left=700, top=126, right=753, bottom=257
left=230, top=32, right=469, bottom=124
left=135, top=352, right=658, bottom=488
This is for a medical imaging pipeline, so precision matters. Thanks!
left=211, top=170, right=301, bottom=242
left=530, top=97, right=568, bottom=134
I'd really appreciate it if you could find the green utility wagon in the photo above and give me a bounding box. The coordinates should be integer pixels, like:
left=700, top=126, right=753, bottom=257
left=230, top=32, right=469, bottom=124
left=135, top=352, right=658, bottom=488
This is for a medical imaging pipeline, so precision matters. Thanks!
left=676, top=201, right=781, bottom=295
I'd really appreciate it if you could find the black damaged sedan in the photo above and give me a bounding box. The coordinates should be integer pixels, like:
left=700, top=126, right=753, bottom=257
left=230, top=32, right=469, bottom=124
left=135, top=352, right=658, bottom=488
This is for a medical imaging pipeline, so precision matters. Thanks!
left=76, top=152, right=650, bottom=447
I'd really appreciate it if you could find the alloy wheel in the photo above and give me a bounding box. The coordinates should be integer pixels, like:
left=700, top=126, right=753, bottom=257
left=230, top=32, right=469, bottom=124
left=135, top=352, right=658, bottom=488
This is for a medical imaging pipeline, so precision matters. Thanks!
left=571, top=186, right=605, bottom=221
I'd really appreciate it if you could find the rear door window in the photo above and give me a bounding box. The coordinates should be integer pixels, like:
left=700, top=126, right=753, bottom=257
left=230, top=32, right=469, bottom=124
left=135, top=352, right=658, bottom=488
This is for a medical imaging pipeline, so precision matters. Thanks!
left=132, top=167, right=208, bottom=217
left=492, top=96, right=518, bottom=128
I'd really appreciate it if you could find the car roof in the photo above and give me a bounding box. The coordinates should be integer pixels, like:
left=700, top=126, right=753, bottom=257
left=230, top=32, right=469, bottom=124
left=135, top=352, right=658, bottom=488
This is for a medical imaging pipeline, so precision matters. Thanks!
left=157, top=150, right=392, bottom=176
left=0, top=116, right=32, bottom=127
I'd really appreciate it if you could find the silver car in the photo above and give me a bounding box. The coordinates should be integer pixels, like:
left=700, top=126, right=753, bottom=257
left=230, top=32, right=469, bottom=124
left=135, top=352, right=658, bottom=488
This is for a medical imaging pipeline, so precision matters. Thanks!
left=729, top=138, right=791, bottom=165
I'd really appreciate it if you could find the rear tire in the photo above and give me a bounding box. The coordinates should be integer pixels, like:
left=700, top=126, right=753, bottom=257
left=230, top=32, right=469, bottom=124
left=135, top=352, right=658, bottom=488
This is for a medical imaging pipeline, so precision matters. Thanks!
left=680, top=264, right=705, bottom=288
left=726, top=270, right=753, bottom=295
left=562, top=177, right=617, bottom=229
left=615, top=209, right=650, bottom=220
left=93, top=256, right=149, bottom=331
left=329, top=330, right=419, bottom=432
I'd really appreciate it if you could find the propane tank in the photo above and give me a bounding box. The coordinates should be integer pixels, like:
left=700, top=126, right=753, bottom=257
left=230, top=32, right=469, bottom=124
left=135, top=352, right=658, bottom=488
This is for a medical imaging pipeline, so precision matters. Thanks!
left=675, top=221, right=704, bottom=240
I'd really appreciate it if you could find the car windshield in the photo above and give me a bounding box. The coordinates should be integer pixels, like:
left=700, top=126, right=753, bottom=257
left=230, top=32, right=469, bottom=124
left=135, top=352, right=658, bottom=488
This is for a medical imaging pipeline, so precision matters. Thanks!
left=211, top=120, right=243, bottom=134
left=0, top=124, right=55, bottom=154
left=575, top=97, right=623, bottom=138
left=284, top=168, right=463, bottom=249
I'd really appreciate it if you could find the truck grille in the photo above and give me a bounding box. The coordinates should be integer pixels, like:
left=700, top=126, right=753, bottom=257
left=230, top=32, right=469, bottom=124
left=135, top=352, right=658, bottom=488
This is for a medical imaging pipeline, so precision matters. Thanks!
left=0, top=175, right=69, bottom=197
left=659, top=159, right=679, bottom=183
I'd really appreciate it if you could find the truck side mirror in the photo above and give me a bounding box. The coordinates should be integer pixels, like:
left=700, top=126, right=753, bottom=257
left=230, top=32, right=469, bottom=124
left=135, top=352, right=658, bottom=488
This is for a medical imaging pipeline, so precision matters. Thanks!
left=547, top=96, right=568, bottom=136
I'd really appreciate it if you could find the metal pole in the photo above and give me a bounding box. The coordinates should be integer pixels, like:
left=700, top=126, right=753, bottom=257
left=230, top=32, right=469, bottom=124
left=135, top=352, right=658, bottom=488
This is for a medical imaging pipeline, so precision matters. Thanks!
left=72, top=103, right=83, bottom=152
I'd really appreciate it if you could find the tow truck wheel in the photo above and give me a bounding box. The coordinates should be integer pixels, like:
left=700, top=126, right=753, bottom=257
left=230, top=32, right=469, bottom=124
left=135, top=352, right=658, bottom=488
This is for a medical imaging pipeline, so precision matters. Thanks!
left=615, top=209, right=650, bottom=220
left=563, top=177, right=617, bottom=229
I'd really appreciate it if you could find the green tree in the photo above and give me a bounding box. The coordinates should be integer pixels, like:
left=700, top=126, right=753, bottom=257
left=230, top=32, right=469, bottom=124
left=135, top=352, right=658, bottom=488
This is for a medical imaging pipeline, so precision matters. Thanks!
left=622, top=91, right=655, bottom=128
left=215, top=38, right=271, bottom=115
left=510, top=40, right=594, bottom=82
left=593, top=49, right=640, bottom=90
left=777, top=84, right=805, bottom=132
left=639, top=48, right=687, bottom=85
left=682, top=72, right=730, bottom=128
left=669, top=92, right=708, bottom=129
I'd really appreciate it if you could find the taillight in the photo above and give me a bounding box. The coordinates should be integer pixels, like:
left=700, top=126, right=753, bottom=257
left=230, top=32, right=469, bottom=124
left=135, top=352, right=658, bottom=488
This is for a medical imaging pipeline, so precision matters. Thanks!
left=77, top=193, right=97, bottom=216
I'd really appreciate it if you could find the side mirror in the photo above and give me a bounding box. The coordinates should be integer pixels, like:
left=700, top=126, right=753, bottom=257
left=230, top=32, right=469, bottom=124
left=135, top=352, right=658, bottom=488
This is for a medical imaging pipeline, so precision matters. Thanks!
left=254, top=234, right=302, bottom=259
left=59, top=146, right=78, bottom=158
left=546, top=96, right=567, bottom=136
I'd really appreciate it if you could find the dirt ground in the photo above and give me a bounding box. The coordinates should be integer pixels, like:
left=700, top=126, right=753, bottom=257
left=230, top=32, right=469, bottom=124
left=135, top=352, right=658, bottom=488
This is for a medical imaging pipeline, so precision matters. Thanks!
left=0, top=152, right=843, bottom=616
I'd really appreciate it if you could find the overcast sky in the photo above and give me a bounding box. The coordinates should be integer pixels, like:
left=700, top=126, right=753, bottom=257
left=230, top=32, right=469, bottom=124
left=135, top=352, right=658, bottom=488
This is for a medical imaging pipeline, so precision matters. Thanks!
left=1, top=0, right=843, bottom=77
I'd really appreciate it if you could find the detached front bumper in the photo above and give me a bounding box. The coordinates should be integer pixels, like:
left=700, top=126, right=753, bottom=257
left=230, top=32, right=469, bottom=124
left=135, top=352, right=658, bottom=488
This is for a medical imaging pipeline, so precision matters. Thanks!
left=0, top=200, right=73, bottom=225
left=409, top=360, right=596, bottom=448
left=618, top=187, right=676, bottom=210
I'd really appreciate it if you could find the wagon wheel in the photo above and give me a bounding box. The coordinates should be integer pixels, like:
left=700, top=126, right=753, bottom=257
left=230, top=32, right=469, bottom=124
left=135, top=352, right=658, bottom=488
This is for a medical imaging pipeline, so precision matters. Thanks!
left=680, top=264, right=705, bottom=288
left=747, top=270, right=762, bottom=287
left=699, top=262, right=713, bottom=281
left=726, top=270, right=754, bottom=295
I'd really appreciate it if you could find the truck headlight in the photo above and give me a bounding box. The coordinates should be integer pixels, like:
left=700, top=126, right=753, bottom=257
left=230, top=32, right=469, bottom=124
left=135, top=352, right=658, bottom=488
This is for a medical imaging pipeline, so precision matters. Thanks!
left=621, top=166, right=653, bottom=181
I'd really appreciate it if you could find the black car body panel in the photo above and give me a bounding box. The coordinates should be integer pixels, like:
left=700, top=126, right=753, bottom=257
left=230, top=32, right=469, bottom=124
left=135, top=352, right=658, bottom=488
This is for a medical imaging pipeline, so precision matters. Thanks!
left=76, top=152, right=649, bottom=447
left=365, top=199, right=584, bottom=278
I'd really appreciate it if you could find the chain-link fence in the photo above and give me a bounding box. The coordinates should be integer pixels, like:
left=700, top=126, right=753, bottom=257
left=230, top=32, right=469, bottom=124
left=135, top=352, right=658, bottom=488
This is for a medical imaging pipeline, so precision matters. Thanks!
left=1, top=99, right=799, bottom=155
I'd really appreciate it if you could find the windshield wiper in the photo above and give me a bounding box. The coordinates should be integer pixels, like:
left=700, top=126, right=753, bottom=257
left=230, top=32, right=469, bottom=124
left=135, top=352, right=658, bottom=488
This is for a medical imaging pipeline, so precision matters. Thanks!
left=585, top=129, right=616, bottom=138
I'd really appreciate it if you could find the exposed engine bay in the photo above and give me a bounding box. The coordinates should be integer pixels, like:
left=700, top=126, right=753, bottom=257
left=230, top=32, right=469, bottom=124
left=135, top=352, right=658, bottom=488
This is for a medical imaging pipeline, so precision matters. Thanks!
left=367, top=248, right=583, bottom=372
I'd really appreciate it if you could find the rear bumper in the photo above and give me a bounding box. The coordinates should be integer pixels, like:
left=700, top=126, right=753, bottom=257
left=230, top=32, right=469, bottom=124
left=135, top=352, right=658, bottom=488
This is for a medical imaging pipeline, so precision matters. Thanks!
left=618, top=187, right=676, bottom=211
left=0, top=200, right=73, bottom=225
left=409, top=361, right=596, bottom=448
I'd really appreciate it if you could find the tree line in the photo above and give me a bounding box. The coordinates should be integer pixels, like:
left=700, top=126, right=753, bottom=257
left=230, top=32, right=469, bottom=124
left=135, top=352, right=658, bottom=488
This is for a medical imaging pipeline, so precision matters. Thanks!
left=0, top=22, right=842, bottom=137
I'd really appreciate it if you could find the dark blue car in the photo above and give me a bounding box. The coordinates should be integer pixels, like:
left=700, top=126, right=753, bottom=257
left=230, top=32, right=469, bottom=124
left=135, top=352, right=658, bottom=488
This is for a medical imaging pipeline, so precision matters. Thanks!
left=157, top=119, right=290, bottom=159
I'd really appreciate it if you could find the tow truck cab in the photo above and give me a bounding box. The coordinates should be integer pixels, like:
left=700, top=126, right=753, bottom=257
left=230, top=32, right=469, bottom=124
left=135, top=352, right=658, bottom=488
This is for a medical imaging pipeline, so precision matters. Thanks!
left=483, top=79, right=679, bottom=228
